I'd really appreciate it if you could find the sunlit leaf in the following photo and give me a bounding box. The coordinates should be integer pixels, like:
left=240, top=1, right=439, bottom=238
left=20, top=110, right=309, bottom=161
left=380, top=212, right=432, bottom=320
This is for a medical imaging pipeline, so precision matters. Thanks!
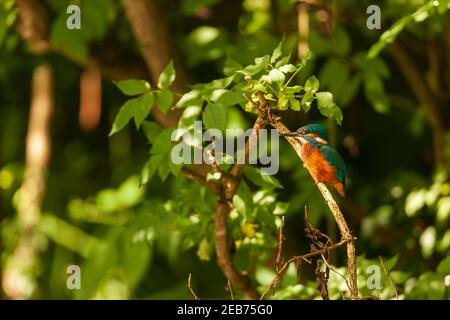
left=279, top=64, right=296, bottom=73
left=158, top=60, right=176, bottom=89
left=315, top=91, right=343, bottom=125
left=305, top=75, right=319, bottom=93
left=268, top=69, right=285, bottom=83
left=271, top=37, right=284, bottom=63
left=114, top=79, right=150, bottom=96
left=175, top=90, right=203, bottom=108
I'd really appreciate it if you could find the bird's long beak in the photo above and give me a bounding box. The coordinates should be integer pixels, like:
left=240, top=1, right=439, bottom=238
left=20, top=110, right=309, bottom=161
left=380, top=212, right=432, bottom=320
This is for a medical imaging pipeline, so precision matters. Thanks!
left=279, top=132, right=299, bottom=137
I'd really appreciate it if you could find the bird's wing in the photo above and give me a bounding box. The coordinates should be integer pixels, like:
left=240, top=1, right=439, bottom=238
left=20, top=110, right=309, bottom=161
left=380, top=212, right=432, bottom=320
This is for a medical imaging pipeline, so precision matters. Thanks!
left=319, top=144, right=347, bottom=186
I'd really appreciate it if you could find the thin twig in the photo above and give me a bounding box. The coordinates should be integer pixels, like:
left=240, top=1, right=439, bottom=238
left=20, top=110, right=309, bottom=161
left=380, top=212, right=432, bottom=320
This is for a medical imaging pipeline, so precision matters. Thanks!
left=276, top=216, right=285, bottom=273
left=378, top=256, right=399, bottom=300
left=187, top=273, right=200, bottom=300
left=243, top=93, right=264, bottom=117
left=207, top=137, right=222, bottom=178
left=226, top=280, right=235, bottom=300
left=320, top=253, right=351, bottom=296
left=259, top=238, right=352, bottom=300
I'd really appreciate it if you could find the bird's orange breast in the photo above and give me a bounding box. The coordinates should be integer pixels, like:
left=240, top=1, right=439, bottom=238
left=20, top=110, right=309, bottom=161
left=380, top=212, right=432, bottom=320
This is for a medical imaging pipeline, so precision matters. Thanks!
left=302, top=144, right=345, bottom=197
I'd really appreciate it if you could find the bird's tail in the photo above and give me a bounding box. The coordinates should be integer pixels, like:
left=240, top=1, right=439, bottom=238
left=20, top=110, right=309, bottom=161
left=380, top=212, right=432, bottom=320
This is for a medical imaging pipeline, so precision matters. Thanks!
left=335, top=183, right=345, bottom=197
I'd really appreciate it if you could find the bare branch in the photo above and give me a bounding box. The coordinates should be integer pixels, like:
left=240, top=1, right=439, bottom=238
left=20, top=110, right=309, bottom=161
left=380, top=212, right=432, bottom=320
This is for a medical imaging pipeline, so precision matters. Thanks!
left=181, top=168, right=221, bottom=194
left=243, top=93, right=264, bottom=117
left=297, top=3, right=310, bottom=58
left=15, top=0, right=50, bottom=53
left=260, top=238, right=353, bottom=300
left=215, top=201, right=259, bottom=299
left=187, top=273, right=200, bottom=300
left=2, top=64, right=54, bottom=299
left=379, top=256, right=399, bottom=300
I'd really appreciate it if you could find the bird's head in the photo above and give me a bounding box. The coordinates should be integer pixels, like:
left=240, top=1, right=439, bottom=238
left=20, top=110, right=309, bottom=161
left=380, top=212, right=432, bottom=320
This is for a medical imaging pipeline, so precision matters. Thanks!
left=280, top=123, right=329, bottom=145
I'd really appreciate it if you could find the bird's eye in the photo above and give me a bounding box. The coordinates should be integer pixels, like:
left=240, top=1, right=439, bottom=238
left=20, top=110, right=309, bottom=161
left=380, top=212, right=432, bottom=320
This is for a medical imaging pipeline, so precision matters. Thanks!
left=304, top=130, right=310, bottom=134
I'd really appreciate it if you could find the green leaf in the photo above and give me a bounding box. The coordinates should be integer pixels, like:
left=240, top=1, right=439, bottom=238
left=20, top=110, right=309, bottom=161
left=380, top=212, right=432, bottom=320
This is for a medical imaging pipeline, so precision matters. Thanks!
left=279, top=64, right=297, bottom=74
left=364, top=74, right=390, bottom=113
left=301, top=91, right=314, bottom=113
left=340, top=76, right=361, bottom=106
left=268, top=69, right=285, bottom=83
left=142, top=121, right=162, bottom=143
left=330, top=27, right=351, bottom=57
left=244, top=167, right=282, bottom=190
left=240, top=55, right=270, bottom=75
left=284, top=85, right=303, bottom=94
left=169, top=156, right=183, bottom=176
left=367, top=1, right=439, bottom=58
left=383, top=255, right=399, bottom=271
left=203, top=103, right=226, bottom=131
left=39, top=215, right=98, bottom=258
left=202, top=75, right=235, bottom=91
left=253, top=83, right=267, bottom=93
left=141, top=154, right=164, bottom=185
left=274, top=202, right=289, bottom=215
left=81, top=0, right=115, bottom=41
left=133, top=92, right=154, bottom=129
left=210, top=89, right=242, bottom=107
left=309, top=31, right=330, bottom=55
left=275, top=53, right=291, bottom=68
left=178, top=105, right=202, bottom=129
left=233, top=181, right=254, bottom=216
left=156, top=89, right=173, bottom=113
left=196, top=237, right=211, bottom=261
left=158, top=156, right=171, bottom=181
left=50, top=12, right=88, bottom=62
left=121, top=232, right=152, bottom=289
left=278, top=94, right=289, bottom=110
left=158, top=60, right=176, bottom=89
left=289, top=97, right=300, bottom=111
left=151, top=128, right=175, bottom=155
left=271, top=37, right=284, bottom=63
left=109, top=93, right=155, bottom=136
left=437, top=256, right=450, bottom=274
left=305, top=75, right=319, bottom=93
left=353, top=53, right=390, bottom=112
left=223, top=55, right=242, bottom=76
left=113, top=79, right=150, bottom=96
left=175, top=90, right=203, bottom=108
left=315, top=91, right=343, bottom=125
left=405, top=189, right=426, bottom=217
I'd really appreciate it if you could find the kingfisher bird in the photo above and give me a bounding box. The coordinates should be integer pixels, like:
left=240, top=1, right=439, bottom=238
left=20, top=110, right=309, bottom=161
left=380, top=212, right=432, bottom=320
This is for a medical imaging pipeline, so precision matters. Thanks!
left=281, top=123, right=347, bottom=197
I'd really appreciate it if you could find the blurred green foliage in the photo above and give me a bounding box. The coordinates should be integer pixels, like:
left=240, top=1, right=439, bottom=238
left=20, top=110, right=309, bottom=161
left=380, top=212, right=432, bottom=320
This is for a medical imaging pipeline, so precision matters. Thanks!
left=1, top=0, right=450, bottom=300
